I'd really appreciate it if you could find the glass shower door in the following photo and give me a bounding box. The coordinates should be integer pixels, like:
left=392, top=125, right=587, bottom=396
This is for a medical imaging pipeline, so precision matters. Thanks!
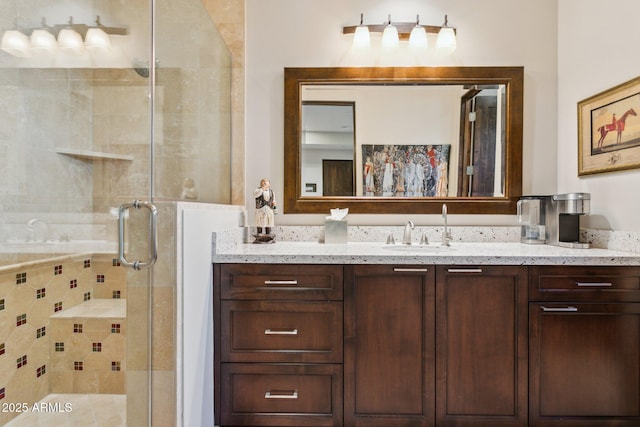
left=0, top=0, right=156, bottom=424
left=0, top=0, right=230, bottom=423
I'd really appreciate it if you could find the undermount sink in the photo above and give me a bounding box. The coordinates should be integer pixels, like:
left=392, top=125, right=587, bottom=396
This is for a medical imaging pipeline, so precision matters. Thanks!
left=383, top=244, right=455, bottom=253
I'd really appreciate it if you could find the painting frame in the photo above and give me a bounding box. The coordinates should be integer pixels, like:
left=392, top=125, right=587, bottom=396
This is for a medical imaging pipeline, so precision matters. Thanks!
left=361, top=144, right=450, bottom=198
left=578, top=76, right=640, bottom=176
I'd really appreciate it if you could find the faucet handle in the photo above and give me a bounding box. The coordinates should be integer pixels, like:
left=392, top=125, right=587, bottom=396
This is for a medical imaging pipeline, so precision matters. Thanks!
left=420, top=233, right=429, bottom=245
left=386, top=234, right=396, bottom=244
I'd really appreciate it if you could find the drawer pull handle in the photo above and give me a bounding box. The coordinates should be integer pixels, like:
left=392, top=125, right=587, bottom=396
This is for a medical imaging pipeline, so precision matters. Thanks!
left=264, top=328, right=299, bottom=335
left=265, top=390, right=298, bottom=399
left=447, top=268, right=483, bottom=273
left=393, top=268, right=428, bottom=272
left=541, top=306, right=578, bottom=312
left=574, top=281, right=613, bottom=287
left=264, top=280, right=298, bottom=285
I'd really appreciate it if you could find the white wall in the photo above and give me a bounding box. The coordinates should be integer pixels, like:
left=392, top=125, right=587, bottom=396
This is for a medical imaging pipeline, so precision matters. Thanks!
left=246, top=0, right=558, bottom=226
left=177, top=202, right=244, bottom=427
left=557, top=0, right=640, bottom=232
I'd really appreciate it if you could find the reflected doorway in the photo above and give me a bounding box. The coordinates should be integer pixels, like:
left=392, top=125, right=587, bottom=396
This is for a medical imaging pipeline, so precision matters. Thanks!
left=323, top=159, right=354, bottom=196
left=458, top=86, right=506, bottom=197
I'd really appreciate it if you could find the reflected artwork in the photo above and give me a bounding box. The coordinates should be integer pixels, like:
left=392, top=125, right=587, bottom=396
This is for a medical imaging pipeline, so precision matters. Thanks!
left=362, top=144, right=450, bottom=197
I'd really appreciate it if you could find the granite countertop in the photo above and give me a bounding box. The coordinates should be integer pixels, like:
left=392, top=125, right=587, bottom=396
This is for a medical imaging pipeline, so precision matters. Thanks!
left=212, top=238, right=640, bottom=266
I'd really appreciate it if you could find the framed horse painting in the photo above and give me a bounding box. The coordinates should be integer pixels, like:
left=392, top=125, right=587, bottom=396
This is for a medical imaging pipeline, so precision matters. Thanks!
left=578, top=76, right=640, bottom=175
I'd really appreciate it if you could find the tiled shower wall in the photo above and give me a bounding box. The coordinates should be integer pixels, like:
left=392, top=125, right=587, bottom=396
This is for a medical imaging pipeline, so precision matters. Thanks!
left=0, top=254, right=126, bottom=426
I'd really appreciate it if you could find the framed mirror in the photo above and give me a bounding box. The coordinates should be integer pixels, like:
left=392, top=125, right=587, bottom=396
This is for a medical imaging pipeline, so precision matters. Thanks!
left=284, top=66, right=523, bottom=214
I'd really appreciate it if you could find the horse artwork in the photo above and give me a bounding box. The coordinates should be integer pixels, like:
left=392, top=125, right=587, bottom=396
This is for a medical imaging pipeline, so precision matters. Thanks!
left=596, top=107, right=637, bottom=149
left=579, top=77, right=640, bottom=175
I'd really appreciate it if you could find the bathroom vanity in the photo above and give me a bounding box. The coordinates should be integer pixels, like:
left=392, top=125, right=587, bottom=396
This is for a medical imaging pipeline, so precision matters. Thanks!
left=212, top=241, right=640, bottom=427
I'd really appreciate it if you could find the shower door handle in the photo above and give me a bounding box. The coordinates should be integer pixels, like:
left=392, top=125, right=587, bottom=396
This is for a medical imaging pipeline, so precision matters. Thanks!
left=118, top=200, right=158, bottom=270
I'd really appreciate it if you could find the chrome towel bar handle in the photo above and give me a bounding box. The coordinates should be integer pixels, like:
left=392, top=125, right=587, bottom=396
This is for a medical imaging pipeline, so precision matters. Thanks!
left=118, top=200, right=158, bottom=270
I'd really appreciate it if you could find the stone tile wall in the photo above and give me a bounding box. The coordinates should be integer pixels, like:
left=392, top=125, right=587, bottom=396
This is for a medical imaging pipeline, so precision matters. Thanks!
left=0, top=254, right=126, bottom=426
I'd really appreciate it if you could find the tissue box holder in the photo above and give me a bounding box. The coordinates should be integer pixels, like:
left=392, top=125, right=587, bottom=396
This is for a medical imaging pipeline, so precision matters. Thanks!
left=325, top=219, right=347, bottom=244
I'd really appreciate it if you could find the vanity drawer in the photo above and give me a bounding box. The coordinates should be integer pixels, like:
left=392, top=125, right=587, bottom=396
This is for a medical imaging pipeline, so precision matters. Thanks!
left=219, top=263, right=343, bottom=300
left=220, top=363, right=343, bottom=426
left=221, top=300, right=343, bottom=363
left=529, top=265, right=640, bottom=301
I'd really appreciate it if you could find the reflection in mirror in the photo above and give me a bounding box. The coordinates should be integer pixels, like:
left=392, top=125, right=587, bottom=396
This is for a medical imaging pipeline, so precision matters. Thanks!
left=284, top=67, right=524, bottom=214
left=301, top=102, right=355, bottom=196
left=458, top=85, right=506, bottom=197
left=301, top=85, right=506, bottom=199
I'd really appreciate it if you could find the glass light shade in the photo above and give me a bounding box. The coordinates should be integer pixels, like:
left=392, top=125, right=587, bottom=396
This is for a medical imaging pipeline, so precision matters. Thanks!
left=1, top=30, right=32, bottom=57
left=409, top=25, right=428, bottom=49
left=57, top=28, right=85, bottom=55
left=30, top=29, right=58, bottom=54
left=353, top=25, right=370, bottom=49
left=436, top=27, right=457, bottom=55
left=85, top=28, right=111, bottom=51
left=381, top=24, right=399, bottom=49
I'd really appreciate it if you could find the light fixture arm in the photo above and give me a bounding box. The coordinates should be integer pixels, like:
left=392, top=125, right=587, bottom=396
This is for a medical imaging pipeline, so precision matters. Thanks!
left=32, top=15, right=129, bottom=38
left=343, top=13, right=456, bottom=40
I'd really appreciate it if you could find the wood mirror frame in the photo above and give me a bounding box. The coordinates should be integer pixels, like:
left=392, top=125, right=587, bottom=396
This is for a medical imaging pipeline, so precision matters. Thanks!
left=284, top=66, right=523, bottom=215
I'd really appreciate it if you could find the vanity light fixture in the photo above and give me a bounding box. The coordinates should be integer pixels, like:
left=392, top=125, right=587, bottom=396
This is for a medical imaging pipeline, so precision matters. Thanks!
left=30, top=29, right=58, bottom=54
left=0, top=16, right=126, bottom=59
left=343, top=13, right=457, bottom=54
left=352, top=13, right=370, bottom=48
left=57, top=27, right=85, bottom=55
left=409, top=15, right=428, bottom=49
left=85, top=28, right=111, bottom=51
left=84, top=16, right=115, bottom=51
left=436, top=15, right=457, bottom=55
left=29, top=19, right=57, bottom=55
left=381, top=15, right=399, bottom=49
left=57, top=17, right=86, bottom=55
left=1, top=30, right=31, bottom=57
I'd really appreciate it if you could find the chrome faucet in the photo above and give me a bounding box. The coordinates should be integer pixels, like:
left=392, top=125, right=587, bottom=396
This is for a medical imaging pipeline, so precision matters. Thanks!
left=402, top=220, right=414, bottom=245
left=441, top=204, right=451, bottom=246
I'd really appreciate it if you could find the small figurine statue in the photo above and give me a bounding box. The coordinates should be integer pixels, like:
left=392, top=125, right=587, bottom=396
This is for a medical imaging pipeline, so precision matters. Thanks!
left=253, top=178, right=277, bottom=242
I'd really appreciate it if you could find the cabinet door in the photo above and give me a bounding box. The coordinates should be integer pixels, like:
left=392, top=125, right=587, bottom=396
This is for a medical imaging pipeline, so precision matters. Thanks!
left=344, top=265, right=436, bottom=427
left=435, top=266, right=528, bottom=426
left=529, top=302, right=640, bottom=426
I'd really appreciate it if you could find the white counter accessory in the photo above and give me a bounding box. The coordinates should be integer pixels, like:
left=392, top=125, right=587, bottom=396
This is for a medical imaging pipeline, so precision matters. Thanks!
left=324, top=208, right=349, bottom=244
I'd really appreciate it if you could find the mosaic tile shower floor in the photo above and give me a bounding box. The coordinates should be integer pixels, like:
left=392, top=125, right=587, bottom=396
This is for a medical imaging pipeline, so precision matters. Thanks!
left=4, top=394, right=125, bottom=426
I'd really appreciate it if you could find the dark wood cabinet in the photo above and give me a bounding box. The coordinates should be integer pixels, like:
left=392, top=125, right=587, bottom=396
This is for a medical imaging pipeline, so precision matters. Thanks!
left=344, top=265, right=436, bottom=427
left=435, top=266, right=528, bottom=426
left=214, top=262, right=640, bottom=427
left=215, top=264, right=344, bottom=426
left=529, top=266, right=640, bottom=426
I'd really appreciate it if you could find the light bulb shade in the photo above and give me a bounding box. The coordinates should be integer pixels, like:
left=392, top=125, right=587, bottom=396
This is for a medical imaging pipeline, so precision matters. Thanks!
left=85, top=28, right=111, bottom=51
left=353, top=25, right=370, bottom=48
left=409, top=25, right=428, bottom=49
left=57, top=28, right=85, bottom=55
left=30, top=29, right=58, bottom=54
left=381, top=24, right=399, bottom=49
left=436, top=27, right=457, bottom=55
left=1, top=30, right=31, bottom=57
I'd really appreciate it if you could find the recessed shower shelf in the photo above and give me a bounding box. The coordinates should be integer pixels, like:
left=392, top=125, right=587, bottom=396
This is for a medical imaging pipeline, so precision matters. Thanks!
left=56, top=147, right=134, bottom=161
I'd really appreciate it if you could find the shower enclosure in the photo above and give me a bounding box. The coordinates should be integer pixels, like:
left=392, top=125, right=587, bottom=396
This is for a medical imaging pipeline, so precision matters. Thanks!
left=0, top=0, right=231, bottom=425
